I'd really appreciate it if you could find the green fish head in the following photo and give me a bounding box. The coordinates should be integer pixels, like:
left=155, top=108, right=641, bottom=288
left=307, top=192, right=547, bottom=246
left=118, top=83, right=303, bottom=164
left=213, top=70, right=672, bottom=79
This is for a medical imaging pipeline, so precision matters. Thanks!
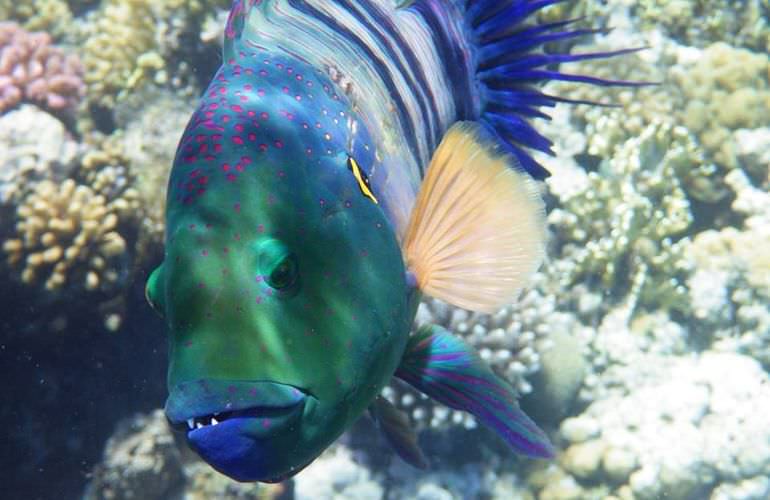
left=147, top=61, right=415, bottom=482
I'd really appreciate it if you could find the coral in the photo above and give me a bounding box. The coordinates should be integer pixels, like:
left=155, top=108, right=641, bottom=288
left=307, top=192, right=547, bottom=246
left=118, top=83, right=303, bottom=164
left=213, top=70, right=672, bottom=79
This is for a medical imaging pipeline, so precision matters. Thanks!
left=536, top=352, right=770, bottom=500
left=3, top=178, right=131, bottom=295
left=0, top=22, right=84, bottom=113
left=85, top=410, right=184, bottom=500
left=634, top=0, right=770, bottom=51
left=0, top=104, right=79, bottom=205
left=294, top=444, right=383, bottom=500
left=80, top=0, right=230, bottom=108
left=546, top=121, right=694, bottom=316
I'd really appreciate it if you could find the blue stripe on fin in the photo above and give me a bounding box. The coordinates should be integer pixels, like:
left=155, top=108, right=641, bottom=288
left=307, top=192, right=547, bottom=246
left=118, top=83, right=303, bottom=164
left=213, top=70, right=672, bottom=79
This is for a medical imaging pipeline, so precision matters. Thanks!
left=461, top=0, right=649, bottom=179
left=395, top=324, right=554, bottom=459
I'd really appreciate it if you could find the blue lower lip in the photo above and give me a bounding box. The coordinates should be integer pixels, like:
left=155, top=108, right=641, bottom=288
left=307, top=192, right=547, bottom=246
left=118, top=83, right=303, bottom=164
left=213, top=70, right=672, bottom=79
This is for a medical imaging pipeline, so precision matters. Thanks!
left=164, top=380, right=309, bottom=482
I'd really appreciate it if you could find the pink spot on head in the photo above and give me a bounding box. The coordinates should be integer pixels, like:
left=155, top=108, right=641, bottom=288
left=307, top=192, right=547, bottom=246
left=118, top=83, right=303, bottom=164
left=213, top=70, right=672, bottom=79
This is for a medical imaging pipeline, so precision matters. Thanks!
left=214, top=144, right=223, bottom=153
left=296, top=74, right=303, bottom=81
left=196, top=134, right=207, bottom=142
left=240, top=95, right=249, bottom=102
left=241, top=156, right=252, bottom=164
left=274, top=140, right=284, bottom=149
left=257, top=224, right=265, bottom=233
left=244, top=84, right=253, bottom=91
left=205, top=155, right=215, bottom=161
left=198, top=176, right=209, bottom=185
left=199, top=143, right=208, bottom=153
left=234, top=123, right=245, bottom=132
left=201, top=249, right=209, bottom=257
left=227, top=173, right=237, bottom=182
left=236, top=163, right=244, bottom=172
left=208, top=103, right=219, bottom=110
left=232, top=136, right=244, bottom=145
left=295, top=95, right=302, bottom=101
left=277, top=170, right=285, bottom=178
left=306, top=148, right=312, bottom=155
left=257, top=88, right=265, bottom=97
left=319, top=198, right=326, bottom=206
left=248, top=133, right=257, bottom=141
left=260, top=112, right=269, bottom=120
left=282, top=86, right=289, bottom=93
left=255, top=296, right=263, bottom=304
left=223, top=247, right=229, bottom=253
left=221, top=115, right=231, bottom=123
left=258, top=143, right=268, bottom=152
left=219, top=87, right=227, bottom=95
left=262, top=419, right=271, bottom=429
left=231, top=104, right=244, bottom=112
left=255, top=275, right=263, bottom=282
left=222, top=163, right=231, bottom=172
left=234, top=202, right=241, bottom=212
left=259, top=69, right=268, bottom=76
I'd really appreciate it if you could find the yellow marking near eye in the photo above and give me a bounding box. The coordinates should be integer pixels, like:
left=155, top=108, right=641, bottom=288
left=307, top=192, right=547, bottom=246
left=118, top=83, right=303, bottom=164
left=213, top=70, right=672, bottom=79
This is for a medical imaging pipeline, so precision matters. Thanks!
left=348, top=157, right=379, bottom=204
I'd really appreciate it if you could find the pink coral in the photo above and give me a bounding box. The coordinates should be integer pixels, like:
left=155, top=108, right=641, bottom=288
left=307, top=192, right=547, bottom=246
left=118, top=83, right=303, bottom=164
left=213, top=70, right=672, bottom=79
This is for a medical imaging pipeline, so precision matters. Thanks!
left=0, top=22, right=84, bottom=113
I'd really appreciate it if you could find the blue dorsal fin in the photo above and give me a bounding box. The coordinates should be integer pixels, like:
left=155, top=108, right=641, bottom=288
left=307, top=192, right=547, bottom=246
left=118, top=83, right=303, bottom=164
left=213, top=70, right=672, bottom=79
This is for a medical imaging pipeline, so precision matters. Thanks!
left=402, top=0, right=650, bottom=179
left=395, top=324, right=554, bottom=458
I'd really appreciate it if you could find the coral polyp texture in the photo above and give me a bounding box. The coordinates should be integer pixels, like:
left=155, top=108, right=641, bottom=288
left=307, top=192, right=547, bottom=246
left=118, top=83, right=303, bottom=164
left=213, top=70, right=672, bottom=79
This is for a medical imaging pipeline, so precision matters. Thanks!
left=3, top=178, right=129, bottom=294
left=0, top=22, right=84, bottom=113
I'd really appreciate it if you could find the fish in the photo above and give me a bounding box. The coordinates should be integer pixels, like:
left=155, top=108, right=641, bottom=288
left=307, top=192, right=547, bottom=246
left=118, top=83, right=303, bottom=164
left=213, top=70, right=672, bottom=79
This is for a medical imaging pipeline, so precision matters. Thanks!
left=145, top=0, right=637, bottom=483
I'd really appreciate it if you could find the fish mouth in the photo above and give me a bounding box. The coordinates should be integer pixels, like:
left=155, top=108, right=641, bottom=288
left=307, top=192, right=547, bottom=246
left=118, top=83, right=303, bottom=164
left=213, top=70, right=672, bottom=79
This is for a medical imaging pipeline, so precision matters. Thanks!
left=165, top=379, right=308, bottom=438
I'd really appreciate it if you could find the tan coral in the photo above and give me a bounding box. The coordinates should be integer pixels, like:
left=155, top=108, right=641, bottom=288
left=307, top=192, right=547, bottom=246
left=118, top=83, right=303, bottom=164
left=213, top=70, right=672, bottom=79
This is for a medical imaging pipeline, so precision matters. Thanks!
left=3, top=179, right=128, bottom=294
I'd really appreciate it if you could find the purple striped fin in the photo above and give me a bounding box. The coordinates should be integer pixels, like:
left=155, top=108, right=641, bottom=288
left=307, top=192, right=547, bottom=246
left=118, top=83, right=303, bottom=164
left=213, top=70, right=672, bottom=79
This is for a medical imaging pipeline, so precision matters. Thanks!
left=395, top=324, right=554, bottom=458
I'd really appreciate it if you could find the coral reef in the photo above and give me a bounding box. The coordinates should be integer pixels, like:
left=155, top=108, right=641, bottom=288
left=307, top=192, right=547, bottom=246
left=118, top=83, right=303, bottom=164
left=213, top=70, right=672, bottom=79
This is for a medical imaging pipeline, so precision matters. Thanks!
left=0, top=22, right=84, bottom=113
left=535, top=352, right=770, bottom=500
left=0, top=104, right=79, bottom=205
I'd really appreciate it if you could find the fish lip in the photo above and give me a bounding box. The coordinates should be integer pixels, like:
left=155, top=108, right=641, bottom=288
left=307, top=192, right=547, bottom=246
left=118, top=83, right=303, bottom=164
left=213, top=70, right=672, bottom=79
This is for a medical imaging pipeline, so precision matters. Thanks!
left=164, top=379, right=308, bottom=427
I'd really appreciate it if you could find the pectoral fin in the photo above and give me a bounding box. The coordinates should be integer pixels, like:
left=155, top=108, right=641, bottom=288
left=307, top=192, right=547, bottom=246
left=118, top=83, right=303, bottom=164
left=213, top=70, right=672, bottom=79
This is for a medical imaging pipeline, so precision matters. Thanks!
left=369, top=395, right=429, bottom=469
left=395, top=324, right=554, bottom=458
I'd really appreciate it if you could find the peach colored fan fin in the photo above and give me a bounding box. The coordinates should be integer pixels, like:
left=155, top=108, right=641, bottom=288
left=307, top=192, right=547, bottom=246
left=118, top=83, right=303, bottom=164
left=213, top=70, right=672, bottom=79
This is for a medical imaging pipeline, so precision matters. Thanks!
left=403, top=121, right=546, bottom=313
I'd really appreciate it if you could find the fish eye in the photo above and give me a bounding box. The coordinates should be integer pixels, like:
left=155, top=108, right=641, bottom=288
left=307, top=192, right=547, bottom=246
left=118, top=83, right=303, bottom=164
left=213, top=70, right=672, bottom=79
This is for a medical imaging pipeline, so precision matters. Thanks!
left=257, top=239, right=299, bottom=291
left=267, top=254, right=298, bottom=289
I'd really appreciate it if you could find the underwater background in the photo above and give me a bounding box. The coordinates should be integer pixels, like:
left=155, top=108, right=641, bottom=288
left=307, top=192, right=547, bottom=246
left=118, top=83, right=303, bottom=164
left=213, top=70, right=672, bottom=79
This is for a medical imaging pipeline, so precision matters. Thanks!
left=1, top=0, right=769, bottom=499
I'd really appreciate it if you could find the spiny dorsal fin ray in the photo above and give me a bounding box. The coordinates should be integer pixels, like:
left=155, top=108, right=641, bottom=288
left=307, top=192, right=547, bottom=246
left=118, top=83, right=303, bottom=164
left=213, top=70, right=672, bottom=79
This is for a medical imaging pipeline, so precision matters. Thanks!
left=403, top=121, right=545, bottom=313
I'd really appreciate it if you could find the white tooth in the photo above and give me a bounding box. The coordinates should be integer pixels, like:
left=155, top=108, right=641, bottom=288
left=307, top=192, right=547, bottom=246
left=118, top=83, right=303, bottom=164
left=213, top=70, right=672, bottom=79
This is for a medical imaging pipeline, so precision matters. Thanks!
left=187, top=418, right=194, bottom=429
left=196, top=422, right=204, bottom=429
left=211, top=417, right=219, bottom=425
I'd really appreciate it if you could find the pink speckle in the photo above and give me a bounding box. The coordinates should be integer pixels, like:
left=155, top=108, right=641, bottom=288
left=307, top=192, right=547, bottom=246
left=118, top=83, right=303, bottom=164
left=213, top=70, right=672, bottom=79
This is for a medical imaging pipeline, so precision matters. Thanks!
left=231, top=104, right=244, bottom=112
left=201, top=249, right=209, bottom=257
left=199, top=143, right=208, bottom=153
left=257, top=88, right=265, bottom=97
left=212, top=134, right=223, bottom=141
left=258, top=143, right=268, bottom=152
left=234, top=123, right=244, bottom=132
left=241, top=156, right=252, bottom=164
left=244, top=84, right=253, bottom=91
left=248, top=133, right=257, bottom=141
left=222, top=163, right=231, bottom=172
left=208, top=103, right=219, bottom=110
left=227, top=173, right=237, bottom=182
left=236, top=163, right=244, bottom=172
left=240, top=95, right=249, bottom=102
left=274, top=140, right=284, bottom=149
left=221, top=115, right=231, bottom=123
left=260, top=111, right=269, bottom=120
left=282, top=86, right=289, bottom=93
left=255, top=296, right=263, bottom=304
left=295, top=94, right=302, bottom=101
left=257, top=224, right=265, bottom=233
left=259, top=69, right=268, bottom=76
left=232, top=136, right=244, bottom=145
left=247, top=110, right=256, bottom=117
left=198, top=176, right=209, bottom=185
left=261, top=419, right=271, bottom=429
left=306, top=147, right=312, bottom=155
left=296, top=74, right=303, bottom=81
left=234, top=203, right=241, bottom=212
left=234, top=233, right=241, bottom=241
left=219, top=86, right=227, bottom=95
left=196, top=134, right=207, bottom=142
left=214, top=144, right=223, bottom=153
left=319, top=198, right=326, bottom=206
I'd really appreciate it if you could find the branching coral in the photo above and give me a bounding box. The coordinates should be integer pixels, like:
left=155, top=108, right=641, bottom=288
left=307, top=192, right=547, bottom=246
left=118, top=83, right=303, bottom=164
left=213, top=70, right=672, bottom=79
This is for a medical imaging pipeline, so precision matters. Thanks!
left=0, top=22, right=84, bottom=113
left=3, top=178, right=129, bottom=294
left=546, top=121, right=694, bottom=316
left=634, top=0, right=770, bottom=51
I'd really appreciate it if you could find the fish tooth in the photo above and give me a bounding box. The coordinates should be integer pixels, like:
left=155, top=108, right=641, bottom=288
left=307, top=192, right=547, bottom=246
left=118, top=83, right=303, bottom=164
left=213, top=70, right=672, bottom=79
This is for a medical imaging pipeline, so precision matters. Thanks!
left=187, top=418, right=194, bottom=429
left=211, top=417, right=219, bottom=425
left=196, top=422, right=203, bottom=429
